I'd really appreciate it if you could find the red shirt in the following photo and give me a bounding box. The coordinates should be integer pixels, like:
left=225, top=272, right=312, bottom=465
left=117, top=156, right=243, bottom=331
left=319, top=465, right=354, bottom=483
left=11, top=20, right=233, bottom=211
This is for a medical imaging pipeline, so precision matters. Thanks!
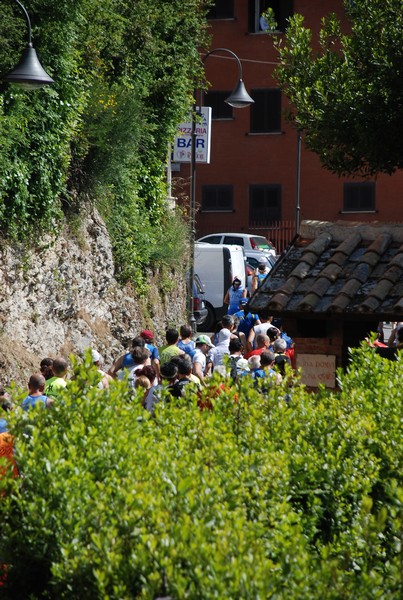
left=244, top=347, right=266, bottom=360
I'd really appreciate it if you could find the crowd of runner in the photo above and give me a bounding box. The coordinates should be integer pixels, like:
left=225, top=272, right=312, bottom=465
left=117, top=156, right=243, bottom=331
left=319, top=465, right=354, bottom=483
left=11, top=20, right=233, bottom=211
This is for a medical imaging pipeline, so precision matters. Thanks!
left=0, top=298, right=297, bottom=422
left=1, top=307, right=402, bottom=423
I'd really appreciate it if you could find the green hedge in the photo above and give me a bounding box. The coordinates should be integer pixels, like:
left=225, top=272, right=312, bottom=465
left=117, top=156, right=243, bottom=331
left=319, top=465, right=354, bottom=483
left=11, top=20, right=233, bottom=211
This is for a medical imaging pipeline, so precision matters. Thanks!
left=0, top=346, right=402, bottom=598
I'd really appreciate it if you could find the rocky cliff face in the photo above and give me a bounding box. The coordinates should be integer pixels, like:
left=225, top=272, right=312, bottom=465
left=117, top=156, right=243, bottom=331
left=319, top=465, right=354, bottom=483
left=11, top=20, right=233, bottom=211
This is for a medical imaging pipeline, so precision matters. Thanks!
left=0, top=208, right=186, bottom=386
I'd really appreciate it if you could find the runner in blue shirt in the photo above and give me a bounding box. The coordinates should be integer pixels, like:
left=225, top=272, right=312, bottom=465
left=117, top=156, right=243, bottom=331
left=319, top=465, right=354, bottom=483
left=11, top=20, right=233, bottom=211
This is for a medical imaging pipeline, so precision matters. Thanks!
left=22, top=373, right=53, bottom=410
left=233, top=298, right=261, bottom=339
left=224, top=276, right=247, bottom=315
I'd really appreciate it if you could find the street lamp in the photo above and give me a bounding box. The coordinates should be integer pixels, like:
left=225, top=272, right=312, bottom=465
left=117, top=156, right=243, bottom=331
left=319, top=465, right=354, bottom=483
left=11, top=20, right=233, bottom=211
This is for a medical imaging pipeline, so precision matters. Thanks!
left=3, top=0, right=54, bottom=89
left=188, top=48, right=254, bottom=334
left=295, top=129, right=302, bottom=236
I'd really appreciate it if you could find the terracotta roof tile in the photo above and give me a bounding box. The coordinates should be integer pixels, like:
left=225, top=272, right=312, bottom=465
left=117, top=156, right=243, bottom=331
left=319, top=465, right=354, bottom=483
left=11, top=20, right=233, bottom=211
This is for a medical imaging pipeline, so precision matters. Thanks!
left=328, top=232, right=362, bottom=265
left=390, top=250, right=403, bottom=269
left=321, top=264, right=343, bottom=281
left=358, top=296, right=382, bottom=313
left=366, top=233, right=392, bottom=256
left=359, top=280, right=395, bottom=312
left=248, top=221, right=403, bottom=320
left=297, top=293, right=318, bottom=311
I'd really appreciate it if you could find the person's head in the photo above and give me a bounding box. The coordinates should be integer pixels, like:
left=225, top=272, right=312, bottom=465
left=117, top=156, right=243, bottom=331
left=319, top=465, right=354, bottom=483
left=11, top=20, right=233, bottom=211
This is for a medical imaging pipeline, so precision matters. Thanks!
left=40, top=357, right=54, bottom=380
left=135, top=365, right=157, bottom=384
left=176, top=355, right=193, bottom=377
left=255, top=333, right=269, bottom=349
left=140, top=329, right=154, bottom=343
left=28, top=373, right=46, bottom=393
left=165, top=328, right=179, bottom=345
left=221, top=314, right=234, bottom=330
left=169, top=355, right=181, bottom=367
left=131, top=336, right=146, bottom=349
left=160, top=361, right=178, bottom=383
left=248, top=355, right=261, bottom=370
left=258, top=257, right=268, bottom=271
left=239, top=298, right=249, bottom=311
left=232, top=276, right=242, bottom=289
left=0, top=385, right=12, bottom=412
left=232, top=316, right=240, bottom=331
left=135, top=375, right=152, bottom=391
left=260, top=350, right=275, bottom=368
left=1, top=399, right=12, bottom=412
left=131, top=346, right=151, bottom=366
left=273, top=338, right=287, bottom=354
left=229, top=337, right=243, bottom=354
left=217, top=328, right=231, bottom=345
left=258, top=310, right=272, bottom=322
left=180, top=324, right=192, bottom=339
left=237, top=358, right=249, bottom=373
left=195, top=335, right=214, bottom=354
left=91, top=349, right=101, bottom=366
left=271, top=318, right=282, bottom=331
left=268, top=328, right=279, bottom=343
left=52, top=357, right=68, bottom=378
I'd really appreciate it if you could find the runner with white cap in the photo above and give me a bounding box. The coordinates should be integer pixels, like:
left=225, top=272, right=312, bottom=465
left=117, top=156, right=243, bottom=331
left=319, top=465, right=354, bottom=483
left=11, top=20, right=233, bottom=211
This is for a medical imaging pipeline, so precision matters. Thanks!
left=251, top=256, right=271, bottom=293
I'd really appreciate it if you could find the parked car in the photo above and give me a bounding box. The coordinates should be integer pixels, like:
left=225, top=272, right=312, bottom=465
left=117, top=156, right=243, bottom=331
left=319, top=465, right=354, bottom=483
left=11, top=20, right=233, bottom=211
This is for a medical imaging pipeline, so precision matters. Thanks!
left=246, top=255, right=277, bottom=295
left=197, top=232, right=276, bottom=260
left=193, top=273, right=208, bottom=326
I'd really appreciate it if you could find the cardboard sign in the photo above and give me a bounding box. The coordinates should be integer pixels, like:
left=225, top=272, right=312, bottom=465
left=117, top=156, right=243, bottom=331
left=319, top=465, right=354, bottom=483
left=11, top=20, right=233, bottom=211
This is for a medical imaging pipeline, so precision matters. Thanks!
left=296, top=353, right=336, bottom=388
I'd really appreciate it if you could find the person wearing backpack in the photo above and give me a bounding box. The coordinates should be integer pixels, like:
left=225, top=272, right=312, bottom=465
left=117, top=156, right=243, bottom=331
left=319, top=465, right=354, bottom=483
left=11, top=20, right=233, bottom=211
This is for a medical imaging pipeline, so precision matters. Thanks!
left=228, top=337, right=244, bottom=381
left=273, top=338, right=292, bottom=376
left=170, top=356, right=200, bottom=399
left=248, top=351, right=282, bottom=388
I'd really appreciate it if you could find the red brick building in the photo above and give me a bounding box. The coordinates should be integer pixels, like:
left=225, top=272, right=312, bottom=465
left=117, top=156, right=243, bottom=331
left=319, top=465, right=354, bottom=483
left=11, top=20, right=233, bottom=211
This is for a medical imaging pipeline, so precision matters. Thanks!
left=173, top=1, right=403, bottom=252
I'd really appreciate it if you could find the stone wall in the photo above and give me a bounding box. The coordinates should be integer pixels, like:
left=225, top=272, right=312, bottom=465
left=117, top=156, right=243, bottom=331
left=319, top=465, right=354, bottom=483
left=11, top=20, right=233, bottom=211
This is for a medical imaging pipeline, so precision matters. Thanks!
left=0, top=208, right=186, bottom=386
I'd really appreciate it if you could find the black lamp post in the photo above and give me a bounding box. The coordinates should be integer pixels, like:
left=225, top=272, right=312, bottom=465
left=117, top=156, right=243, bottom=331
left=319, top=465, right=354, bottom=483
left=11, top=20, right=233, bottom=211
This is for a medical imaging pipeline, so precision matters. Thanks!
left=188, top=48, right=254, bottom=333
left=295, top=129, right=302, bottom=236
left=3, top=0, right=54, bottom=89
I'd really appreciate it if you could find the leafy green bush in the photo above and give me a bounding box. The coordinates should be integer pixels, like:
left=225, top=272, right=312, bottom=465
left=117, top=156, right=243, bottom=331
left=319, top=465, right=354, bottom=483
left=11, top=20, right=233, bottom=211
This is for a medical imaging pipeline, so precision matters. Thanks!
left=0, top=347, right=401, bottom=598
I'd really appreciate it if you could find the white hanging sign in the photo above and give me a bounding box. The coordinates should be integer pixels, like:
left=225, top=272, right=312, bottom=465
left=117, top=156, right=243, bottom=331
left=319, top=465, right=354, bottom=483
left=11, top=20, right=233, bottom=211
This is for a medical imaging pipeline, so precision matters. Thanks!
left=173, top=106, right=212, bottom=164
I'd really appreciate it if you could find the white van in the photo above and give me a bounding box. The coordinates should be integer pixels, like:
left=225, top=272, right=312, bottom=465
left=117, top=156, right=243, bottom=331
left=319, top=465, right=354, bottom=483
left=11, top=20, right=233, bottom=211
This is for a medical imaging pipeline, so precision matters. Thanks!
left=195, top=242, right=246, bottom=331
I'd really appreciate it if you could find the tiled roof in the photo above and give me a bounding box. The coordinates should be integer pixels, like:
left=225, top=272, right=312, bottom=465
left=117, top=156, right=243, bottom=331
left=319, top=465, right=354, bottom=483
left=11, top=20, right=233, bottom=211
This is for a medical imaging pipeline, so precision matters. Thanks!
left=248, top=221, right=403, bottom=319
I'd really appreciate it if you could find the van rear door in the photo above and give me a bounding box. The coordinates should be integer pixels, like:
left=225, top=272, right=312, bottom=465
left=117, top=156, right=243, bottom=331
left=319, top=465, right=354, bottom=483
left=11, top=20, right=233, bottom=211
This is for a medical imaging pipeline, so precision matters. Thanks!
left=225, top=245, right=246, bottom=289
left=194, top=243, right=225, bottom=308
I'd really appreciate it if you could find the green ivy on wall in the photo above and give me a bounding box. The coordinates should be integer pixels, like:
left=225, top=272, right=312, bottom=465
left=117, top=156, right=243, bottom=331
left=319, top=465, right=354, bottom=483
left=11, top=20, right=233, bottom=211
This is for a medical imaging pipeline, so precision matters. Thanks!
left=0, top=0, right=213, bottom=288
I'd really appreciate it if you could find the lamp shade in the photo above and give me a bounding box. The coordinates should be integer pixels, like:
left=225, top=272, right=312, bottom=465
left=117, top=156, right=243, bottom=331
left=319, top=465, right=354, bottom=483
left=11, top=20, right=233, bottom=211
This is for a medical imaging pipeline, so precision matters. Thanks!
left=225, top=79, right=254, bottom=108
left=4, top=45, right=54, bottom=89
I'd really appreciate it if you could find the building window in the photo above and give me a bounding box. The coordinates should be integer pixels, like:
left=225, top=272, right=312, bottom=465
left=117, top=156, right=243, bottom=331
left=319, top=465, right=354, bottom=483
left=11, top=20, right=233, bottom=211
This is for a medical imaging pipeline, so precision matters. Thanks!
left=202, top=185, right=233, bottom=211
left=249, top=185, right=282, bottom=224
left=204, top=91, right=233, bottom=119
left=343, top=182, right=376, bottom=212
left=248, top=0, right=293, bottom=33
left=207, top=0, right=234, bottom=19
left=250, top=89, right=281, bottom=133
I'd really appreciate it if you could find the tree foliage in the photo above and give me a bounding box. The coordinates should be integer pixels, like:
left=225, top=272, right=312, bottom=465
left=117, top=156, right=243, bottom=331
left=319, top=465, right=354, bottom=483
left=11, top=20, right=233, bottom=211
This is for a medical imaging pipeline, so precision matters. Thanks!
left=0, top=0, right=211, bottom=286
left=275, top=0, right=403, bottom=176
left=0, top=346, right=402, bottom=598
